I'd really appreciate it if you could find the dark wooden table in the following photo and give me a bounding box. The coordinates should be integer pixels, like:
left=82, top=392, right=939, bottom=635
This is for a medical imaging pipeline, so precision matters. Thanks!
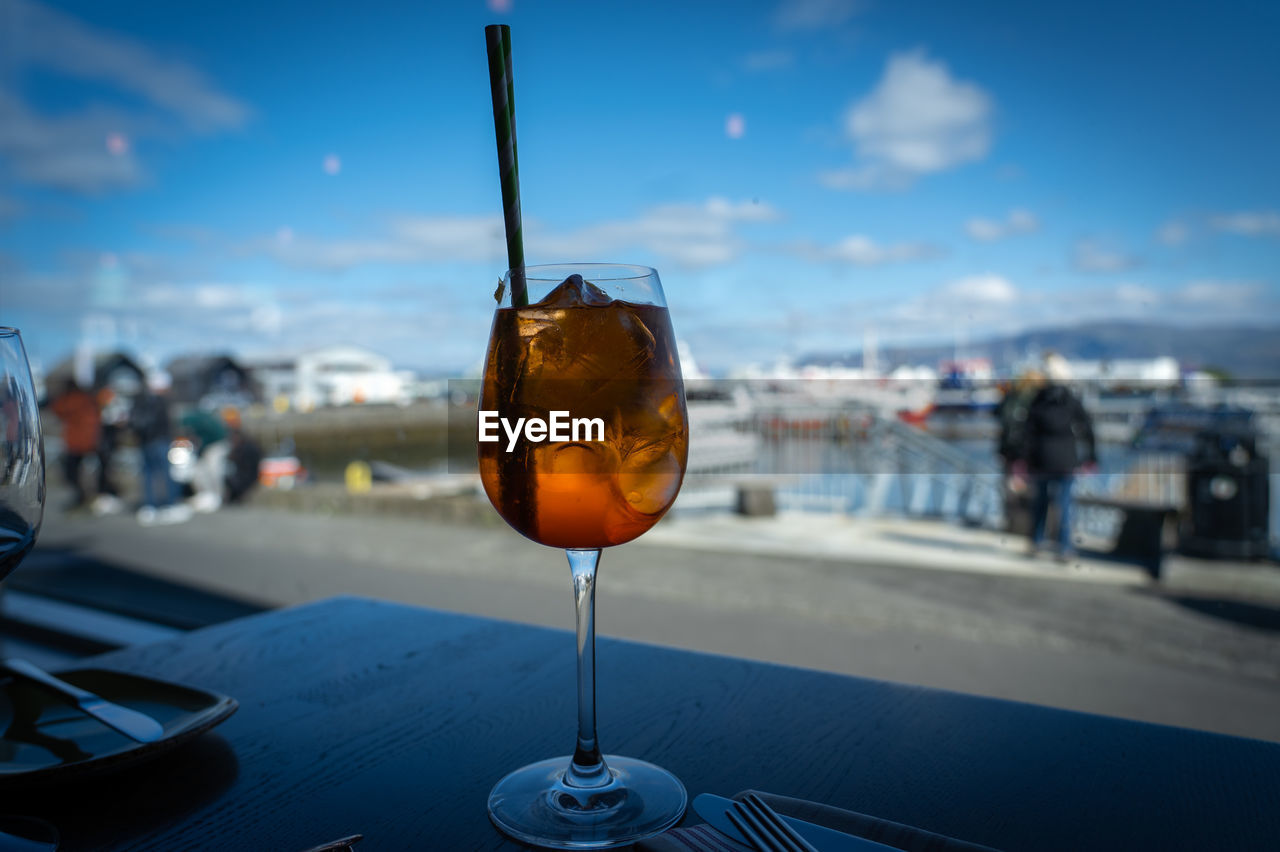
left=10, top=597, right=1280, bottom=851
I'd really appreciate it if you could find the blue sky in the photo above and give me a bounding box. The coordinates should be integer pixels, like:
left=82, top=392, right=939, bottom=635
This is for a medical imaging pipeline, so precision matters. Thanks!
left=2, top=0, right=1278, bottom=374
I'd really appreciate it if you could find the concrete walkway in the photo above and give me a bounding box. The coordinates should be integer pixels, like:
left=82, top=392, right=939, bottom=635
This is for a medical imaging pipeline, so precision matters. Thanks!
left=18, top=496, right=1280, bottom=744
left=251, top=480, right=1280, bottom=601
left=646, top=512, right=1148, bottom=584
left=646, top=510, right=1280, bottom=602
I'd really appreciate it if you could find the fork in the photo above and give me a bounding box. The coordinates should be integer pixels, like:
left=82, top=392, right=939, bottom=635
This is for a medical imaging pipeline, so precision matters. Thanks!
left=726, top=793, right=819, bottom=852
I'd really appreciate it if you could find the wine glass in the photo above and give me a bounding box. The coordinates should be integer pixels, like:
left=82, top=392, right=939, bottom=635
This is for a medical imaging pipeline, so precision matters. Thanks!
left=0, top=328, right=45, bottom=583
left=0, top=329, right=57, bottom=850
left=480, top=264, right=689, bottom=849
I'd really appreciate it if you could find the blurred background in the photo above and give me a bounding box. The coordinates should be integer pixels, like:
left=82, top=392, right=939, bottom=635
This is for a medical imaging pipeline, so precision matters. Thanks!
left=2, top=0, right=1278, bottom=742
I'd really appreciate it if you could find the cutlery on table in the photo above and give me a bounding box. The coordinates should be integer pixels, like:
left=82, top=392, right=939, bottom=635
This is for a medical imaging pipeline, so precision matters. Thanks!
left=0, top=659, right=164, bottom=744
left=729, top=793, right=819, bottom=852
left=693, top=793, right=897, bottom=852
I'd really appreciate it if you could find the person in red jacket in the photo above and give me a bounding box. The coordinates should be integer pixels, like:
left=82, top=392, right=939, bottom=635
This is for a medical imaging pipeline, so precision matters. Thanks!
left=50, top=379, right=101, bottom=509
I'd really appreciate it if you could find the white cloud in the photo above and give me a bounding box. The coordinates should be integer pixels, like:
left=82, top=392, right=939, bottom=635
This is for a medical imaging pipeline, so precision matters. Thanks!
left=0, top=0, right=248, bottom=193
left=887, top=274, right=1022, bottom=331
left=1171, top=280, right=1264, bottom=306
left=794, top=234, right=940, bottom=266
left=743, top=50, right=794, bottom=72
left=126, top=289, right=470, bottom=368
left=8, top=275, right=292, bottom=353
left=0, top=91, right=146, bottom=192
left=6, top=0, right=247, bottom=130
left=1156, top=221, right=1190, bottom=246
left=137, top=282, right=286, bottom=335
left=531, top=198, right=782, bottom=268
left=774, top=0, right=862, bottom=31
left=1210, top=210, right=1280, bottom=238
left=685, top=274, right=1280, bottom=369
left=14, top=254, right=1276, bottom=376
left=964, top=208, right=1038, bottom=242
left=1072, top=239, right=1139, bottom=273
left=880, top=275, right=1276, bottom=345
left=814, top=168, right=860, bottom=191
left=941, top=274, right=1018, bottom=303
left=964, top=220, right=1002, bottom=242
left=249, top=303, right=284, bottom=336
left=391, top=216, right=508, bottom=256
left=825, top=50, right=994, bottom=191
left=248, top=215, right=504, bottom=270
left=1115, top=283, right=1159, bottom=305
left=256, top=237, right=417, bottom=270
left=1079, top=280, right=1272, bottom=326
left=817, top=165, right=902, bottom=191
left=142, top=283, right=260, bottom=311
left=703, top=198, right=780, bottom=222
left=250, top=198, right=782, bottom=271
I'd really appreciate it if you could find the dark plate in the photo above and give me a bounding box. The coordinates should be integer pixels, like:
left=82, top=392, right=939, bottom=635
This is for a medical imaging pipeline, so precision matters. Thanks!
left=0, top=668, right=237, bottom=790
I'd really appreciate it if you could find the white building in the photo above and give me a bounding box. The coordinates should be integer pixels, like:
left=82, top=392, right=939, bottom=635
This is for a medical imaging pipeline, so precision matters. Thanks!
left=1064, top=356, right=1181, bottom=387
left=248, top=345, right=414, bottom=410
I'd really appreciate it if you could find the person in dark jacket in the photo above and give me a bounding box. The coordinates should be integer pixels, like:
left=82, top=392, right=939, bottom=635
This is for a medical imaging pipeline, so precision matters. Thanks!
left=995, top=369, right=1043, bottom=467
left=130, top=372, right=191, bottom=525
left=91, top=385, right=126, bottom=515
left=1023, top=355, right=1096, bottom=559
left=994, top=368, right=1044, bottom=535
left=221, top=407, right=262, bottom=503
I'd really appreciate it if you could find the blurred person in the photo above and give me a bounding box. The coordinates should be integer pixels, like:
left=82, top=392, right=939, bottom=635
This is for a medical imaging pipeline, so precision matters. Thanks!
left=994, top=369, right=1044, bottom=535
left=180, top=405, right=230, bottom=513
left=130, top=372, right=192, bottom=526
left=1023, top=354, right=1097, bottom=560
left=49, top=379, right=101, bottom=510
left=91, top=385, right=127, bottom=515
left=221, top=407, right=263, bottom=503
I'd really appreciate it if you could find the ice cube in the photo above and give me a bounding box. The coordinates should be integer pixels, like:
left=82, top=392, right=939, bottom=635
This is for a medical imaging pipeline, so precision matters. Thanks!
left=613, top=436, right=683, bottom=515
left=535, top=274, right=614, bottom=307
left=600, top=306, right=658, bottom=384
left=522, top=321, right=565, bottom=377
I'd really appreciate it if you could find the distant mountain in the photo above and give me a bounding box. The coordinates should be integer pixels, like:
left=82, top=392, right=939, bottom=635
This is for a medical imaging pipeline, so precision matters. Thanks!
left=801, top=322, right=1280, bottom=379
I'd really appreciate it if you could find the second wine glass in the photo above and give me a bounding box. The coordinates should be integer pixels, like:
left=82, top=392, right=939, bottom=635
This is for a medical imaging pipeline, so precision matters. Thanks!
left=0, top=327, right=45, bottom=582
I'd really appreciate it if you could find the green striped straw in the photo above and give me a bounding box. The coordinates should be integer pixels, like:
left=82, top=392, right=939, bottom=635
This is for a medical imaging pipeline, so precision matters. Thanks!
left=485, top=24, right=528, bottom=307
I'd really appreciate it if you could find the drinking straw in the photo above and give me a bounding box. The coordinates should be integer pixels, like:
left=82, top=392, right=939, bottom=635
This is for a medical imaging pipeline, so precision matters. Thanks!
left=485, top=24, right=528, bottom=307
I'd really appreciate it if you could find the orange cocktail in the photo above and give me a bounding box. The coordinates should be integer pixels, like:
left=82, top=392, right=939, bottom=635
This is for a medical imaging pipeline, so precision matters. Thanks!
left=479, top=273, right=687, bottom=549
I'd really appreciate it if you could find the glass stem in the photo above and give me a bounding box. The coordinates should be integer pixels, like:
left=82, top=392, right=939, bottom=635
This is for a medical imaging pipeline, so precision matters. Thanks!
left=565, top=547, right=610, bottom=788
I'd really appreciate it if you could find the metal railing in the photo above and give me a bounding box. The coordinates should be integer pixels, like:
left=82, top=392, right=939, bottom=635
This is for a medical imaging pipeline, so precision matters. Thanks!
left=677, top=387, right=1278, bottom=552
left=679, top=401, right=1006, bottom=527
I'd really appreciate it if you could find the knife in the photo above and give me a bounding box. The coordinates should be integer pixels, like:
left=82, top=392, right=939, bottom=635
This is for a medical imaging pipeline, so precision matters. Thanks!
left=2, top=659, right=166, bottom=743
left=693, top=793, right=897, bottom=852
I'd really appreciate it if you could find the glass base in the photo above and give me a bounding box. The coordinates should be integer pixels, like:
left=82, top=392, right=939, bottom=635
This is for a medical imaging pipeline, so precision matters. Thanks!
left=487, top=755, right=687, bottom=850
